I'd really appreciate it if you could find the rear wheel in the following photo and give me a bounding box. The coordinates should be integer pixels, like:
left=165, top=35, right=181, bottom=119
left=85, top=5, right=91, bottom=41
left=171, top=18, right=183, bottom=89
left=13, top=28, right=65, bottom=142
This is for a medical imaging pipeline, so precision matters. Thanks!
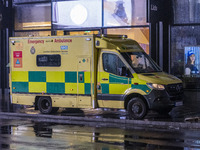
left=38, top=97, right=53, bottom=114
left=127, top=97, right=148, bottom=119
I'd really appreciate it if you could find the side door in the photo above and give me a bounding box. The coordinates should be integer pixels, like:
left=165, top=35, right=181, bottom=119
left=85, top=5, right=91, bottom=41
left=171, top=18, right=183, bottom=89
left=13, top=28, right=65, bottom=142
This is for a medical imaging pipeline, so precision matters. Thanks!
left=97, top=51, right=132, bottom=108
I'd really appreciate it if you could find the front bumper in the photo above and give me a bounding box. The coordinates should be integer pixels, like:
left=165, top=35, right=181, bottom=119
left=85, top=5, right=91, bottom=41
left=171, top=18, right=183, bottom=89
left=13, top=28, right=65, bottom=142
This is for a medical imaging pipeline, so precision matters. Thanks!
left=144, top=88, right=183, bottom=111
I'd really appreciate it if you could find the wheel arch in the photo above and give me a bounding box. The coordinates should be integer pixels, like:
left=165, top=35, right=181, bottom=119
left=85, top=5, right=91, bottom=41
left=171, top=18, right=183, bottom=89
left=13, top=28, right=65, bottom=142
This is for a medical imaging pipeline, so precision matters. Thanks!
left=124, top=93, right=150, bottom=110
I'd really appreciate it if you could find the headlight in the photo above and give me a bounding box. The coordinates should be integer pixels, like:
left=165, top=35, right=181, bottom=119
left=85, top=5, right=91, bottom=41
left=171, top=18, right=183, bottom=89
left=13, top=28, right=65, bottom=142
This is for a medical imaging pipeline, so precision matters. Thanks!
left=147, top=83, right=165, bottom=90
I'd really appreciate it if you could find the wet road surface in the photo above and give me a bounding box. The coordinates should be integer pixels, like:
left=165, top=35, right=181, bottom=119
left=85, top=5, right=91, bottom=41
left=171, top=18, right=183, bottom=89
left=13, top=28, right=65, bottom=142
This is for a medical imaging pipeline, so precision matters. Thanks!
left=13, top=105, right=200, bottom=123
left=0, top=119, right=200, bottom=150
left=1, top=100, right=200, bottom=149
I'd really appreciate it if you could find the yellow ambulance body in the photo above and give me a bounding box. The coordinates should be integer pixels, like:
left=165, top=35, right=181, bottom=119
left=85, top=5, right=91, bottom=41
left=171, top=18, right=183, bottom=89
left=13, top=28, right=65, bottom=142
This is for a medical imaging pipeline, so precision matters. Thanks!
left=9, top=35, right=183, bottom=119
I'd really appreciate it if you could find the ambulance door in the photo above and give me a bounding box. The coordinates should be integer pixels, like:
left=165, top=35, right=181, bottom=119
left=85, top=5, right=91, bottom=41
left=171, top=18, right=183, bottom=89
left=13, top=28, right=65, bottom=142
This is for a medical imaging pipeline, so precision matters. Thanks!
left=77, top=57, right=92, bottom=107
left=98, top=51, right=132, bottom=108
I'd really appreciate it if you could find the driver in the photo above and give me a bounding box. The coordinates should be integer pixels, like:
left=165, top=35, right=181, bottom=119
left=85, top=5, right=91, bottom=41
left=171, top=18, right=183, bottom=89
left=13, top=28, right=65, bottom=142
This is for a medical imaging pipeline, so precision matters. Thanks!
left=131, top=55, right=143, bottom=69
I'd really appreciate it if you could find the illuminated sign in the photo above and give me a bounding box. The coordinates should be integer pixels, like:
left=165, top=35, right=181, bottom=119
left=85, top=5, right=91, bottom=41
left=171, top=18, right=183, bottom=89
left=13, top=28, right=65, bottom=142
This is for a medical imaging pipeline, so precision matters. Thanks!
left=52, top=0, right=102, bottom=30
left=70, top=4, right=88, bottom=25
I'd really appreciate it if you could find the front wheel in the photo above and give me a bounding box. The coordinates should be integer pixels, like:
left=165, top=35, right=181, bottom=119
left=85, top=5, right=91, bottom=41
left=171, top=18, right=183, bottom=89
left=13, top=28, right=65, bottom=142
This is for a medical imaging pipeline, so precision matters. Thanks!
left=127, top=97, right=148, bottom=119
left=38, top=97, right=53, bottom=114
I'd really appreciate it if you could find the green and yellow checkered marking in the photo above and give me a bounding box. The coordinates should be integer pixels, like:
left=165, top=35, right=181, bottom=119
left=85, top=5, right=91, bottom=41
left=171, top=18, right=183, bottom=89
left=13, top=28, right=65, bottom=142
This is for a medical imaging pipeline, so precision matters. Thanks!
left=11, top=71, right=92, bottom=95
left=12, top=71, right=151, bottom=95
left=100, top=73, right=151, bottom=95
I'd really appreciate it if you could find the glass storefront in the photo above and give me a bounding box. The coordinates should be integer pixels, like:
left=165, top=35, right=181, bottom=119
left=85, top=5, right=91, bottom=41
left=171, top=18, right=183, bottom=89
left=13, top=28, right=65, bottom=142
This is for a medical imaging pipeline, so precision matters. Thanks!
left=69, top=31, right=99, bottom=35
left=171, top=26, right=200, bottom=89
left=14, top=3, right=51, bottom=31
left=52, top=0, right=102, bottom=30
left=15, top=31, right=51, bottom=37
left=104, top=0, right=149, bottom=54
left=173, top=0, right=200, bottom=24
left=107, top=27, right=149, bottom=54
left=171, top=0, right=200, bottom=89
left=13, top=0, right=149, bottom=52
left=103, top=0, right=148, bottom=27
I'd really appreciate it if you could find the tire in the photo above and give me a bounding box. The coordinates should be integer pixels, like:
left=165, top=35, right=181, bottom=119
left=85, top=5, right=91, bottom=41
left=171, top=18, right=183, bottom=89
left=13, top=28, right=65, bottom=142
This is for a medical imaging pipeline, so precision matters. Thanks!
left=127, top=97, right=148, bottom=119
left=38, top=97, right=53, bottom=114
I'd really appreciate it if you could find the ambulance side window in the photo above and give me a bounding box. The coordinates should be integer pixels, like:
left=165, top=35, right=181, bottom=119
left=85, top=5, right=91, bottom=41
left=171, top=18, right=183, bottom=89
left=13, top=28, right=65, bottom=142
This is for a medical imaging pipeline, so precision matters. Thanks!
left=102, top=53, right=131, bottom=77
left=37, top=54, right=61, bottom=67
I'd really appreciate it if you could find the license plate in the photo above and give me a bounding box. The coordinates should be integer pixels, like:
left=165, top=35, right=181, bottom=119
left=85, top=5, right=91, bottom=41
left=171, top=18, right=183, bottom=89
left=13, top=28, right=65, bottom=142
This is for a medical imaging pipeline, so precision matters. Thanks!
left=175, top=101, right=183, bottom=106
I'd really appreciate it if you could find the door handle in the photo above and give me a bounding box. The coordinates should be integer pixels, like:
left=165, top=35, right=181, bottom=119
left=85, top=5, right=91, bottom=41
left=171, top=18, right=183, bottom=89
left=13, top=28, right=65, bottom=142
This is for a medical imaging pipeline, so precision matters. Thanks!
left=79, top=74, right=83, bottom=82
left=102, top=78, right=108, bottom=81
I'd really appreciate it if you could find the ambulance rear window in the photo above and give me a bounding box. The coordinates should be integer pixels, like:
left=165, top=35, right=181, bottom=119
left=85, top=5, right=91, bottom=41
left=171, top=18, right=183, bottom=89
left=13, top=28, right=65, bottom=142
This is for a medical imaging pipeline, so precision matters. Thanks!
left=37, top=54, right=61, bottom=67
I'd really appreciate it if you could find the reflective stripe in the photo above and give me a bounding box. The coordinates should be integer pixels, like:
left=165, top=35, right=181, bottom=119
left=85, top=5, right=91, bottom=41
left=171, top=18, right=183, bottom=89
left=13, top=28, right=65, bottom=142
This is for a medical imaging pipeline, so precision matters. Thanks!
left=11, top=71, right=92, bottom=95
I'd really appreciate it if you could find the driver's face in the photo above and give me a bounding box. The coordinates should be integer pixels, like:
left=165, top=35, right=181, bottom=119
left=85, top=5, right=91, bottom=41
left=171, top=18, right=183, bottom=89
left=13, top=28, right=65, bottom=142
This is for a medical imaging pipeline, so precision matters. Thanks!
left=131, top=55, right=142, bottom=67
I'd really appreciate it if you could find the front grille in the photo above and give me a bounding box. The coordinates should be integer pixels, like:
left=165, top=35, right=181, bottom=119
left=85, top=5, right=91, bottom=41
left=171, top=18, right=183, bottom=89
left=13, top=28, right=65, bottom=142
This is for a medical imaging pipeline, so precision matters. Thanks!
left=165, top=83, right=184, bottom=97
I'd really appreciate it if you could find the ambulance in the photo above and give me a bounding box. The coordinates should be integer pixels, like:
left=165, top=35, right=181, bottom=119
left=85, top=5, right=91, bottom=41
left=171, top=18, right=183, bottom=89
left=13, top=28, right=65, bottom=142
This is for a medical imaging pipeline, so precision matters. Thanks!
left=9, top=35, right=183, bottom=119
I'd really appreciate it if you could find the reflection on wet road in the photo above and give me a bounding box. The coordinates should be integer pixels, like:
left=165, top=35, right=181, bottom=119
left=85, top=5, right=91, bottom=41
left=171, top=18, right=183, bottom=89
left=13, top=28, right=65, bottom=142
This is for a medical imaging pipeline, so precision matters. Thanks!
left=0, top=119, right=200, bottom=150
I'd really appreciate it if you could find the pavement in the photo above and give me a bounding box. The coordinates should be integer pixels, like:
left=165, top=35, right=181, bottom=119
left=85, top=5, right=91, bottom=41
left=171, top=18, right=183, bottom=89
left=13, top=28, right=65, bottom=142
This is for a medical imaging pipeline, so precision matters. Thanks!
left=0, top=110, right=199, bottom=130
left=170, top=101, right=200, bottom=122
left=1, top=102, right=200, bottom=129
left=1, top=90, right=200, bottom=129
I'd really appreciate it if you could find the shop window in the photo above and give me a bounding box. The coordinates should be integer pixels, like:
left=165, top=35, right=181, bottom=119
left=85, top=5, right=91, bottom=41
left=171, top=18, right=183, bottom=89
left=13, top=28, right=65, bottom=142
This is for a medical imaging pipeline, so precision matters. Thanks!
left=69, top=31, right=99, bottom=35
left=14, top=31, right=51, bottom=37
left=103, top=0, right=148, bottom=27
left=171, top=26, right=200, bottom=89
left=52, top=0, right=147, bottom=30
left=14, top=3, right=51, bottom=30
left=173, top=0, right=200, bottom=24
left=107, top=28, right=149, bottom=54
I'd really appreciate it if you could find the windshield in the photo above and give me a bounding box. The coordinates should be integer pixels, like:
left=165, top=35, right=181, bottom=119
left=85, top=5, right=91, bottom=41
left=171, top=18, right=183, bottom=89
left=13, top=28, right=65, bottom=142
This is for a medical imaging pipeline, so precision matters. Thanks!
left=121, top=52, right=162, bottom=73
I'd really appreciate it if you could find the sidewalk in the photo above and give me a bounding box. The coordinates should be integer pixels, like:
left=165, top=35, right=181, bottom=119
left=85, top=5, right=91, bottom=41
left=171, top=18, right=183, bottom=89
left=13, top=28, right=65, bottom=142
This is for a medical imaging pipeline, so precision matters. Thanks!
left=170, top=102, right=200, bottom=122
left=1, top=98, right=200, bottom=129
left=0, top=110, right=200, bottom=130
left=7, top=102, right=200, bottom=122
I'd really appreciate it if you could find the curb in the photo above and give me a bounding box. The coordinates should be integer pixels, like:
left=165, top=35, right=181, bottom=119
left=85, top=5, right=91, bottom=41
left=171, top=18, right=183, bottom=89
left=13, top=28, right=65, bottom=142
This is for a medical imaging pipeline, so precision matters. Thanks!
left=0, top=112, right=199, bottom=129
